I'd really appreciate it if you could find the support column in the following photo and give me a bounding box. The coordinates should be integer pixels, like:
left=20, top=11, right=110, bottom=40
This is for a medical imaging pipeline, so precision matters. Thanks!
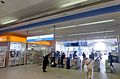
left=5, top=35, right=10, bottom=67
left=24, top=43, right=28, bottom=65
left=117, top=35, right=120, bottom=63
left=24, top=30, right=28, bottom=65
left=53, top=25, right=56, bottom=51
left=5, top=45, right=9, bottom=67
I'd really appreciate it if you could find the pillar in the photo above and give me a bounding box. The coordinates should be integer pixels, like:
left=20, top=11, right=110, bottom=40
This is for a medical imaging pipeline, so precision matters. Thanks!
left=53, top=25, right=56, bottom=51
left=24, top=43, right=28, bottom=65
left=117, top=35, right=120, bottom=63
left=5, top=42, right=10, bottom=67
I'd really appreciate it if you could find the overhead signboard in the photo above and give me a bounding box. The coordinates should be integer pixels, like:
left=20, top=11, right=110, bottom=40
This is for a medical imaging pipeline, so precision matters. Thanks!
left=79, top=41, right=87, bottom=46
left=64, top=42, right=79, bottom=47
left=27, top=34, right=54, bottom=42
left=64, top=41, right=87, bottom=47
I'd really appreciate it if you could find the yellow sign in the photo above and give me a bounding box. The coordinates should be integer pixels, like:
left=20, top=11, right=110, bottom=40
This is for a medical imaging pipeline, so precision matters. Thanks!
left=0, top=35, right=54, bottom=46
left=0, top=35, right=26, bottom=43
left=29, top=41, right=50, bottom=46
left=9, top=36, right=26, bottom=43
left=0, top=35, right=7, bottom=42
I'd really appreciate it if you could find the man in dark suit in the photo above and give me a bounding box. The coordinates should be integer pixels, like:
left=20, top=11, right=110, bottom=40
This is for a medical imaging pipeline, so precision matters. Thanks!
left=42, top=54, right=50, bottom=72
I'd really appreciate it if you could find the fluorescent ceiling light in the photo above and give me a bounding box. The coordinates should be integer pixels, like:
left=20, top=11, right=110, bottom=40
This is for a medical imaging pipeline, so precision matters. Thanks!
left=60, top=0, right=88, bottom=8
left=56, top=30, right=115, bottom=38
left=29, top=30, right=43, bottom=34
left=50, top=19, right=115, bottom=30
left=1, top=19, right=18, bottom=25
left=78, top=19, right=115, bottom=26
left=67, top=30, right=115, bottom=36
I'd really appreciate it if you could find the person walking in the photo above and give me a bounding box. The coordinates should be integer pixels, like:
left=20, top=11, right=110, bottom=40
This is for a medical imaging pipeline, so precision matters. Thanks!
left=73, top=51, right=77, bottom=59
left=89, top=52, right=94, bottom=60
left=82, top=57, right=94, bottom=79
left=82, top=52, right=86, bottom=59
left=82, top=52, right=86, bottom=69
left=61, top=52, right=65, bottom=68
left=42, top=54, right=50, bottom=72
left=108, top=53, right=115, bottom=72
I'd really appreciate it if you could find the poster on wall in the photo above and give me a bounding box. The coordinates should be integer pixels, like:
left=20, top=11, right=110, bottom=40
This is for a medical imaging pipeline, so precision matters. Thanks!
left=10, top=42, right=21, bottom=51
left=10, top=51, right=15, bottom=58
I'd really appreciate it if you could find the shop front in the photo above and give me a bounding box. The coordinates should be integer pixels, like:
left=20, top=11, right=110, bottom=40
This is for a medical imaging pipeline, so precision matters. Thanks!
left=0, top=33, right=55, bottom=68
left=26, top=41, right=52, bottom=65
left=26, top=34, right=55, bottom=65
left=0, top=34, right=26, bottom=67
left=0, top=43, right=7, bottom=68
left=9, top=42, right=26, bottom=66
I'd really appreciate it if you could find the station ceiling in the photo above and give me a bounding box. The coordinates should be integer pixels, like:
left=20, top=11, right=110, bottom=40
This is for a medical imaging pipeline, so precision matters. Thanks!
left=0, top=0, right=120, bottom=41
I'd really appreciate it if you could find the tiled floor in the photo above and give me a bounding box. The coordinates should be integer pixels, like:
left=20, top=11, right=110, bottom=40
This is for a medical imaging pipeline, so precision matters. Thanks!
left=0, top=65, right=120, bottom=79
left=113, top=63, right=120, bottom=74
